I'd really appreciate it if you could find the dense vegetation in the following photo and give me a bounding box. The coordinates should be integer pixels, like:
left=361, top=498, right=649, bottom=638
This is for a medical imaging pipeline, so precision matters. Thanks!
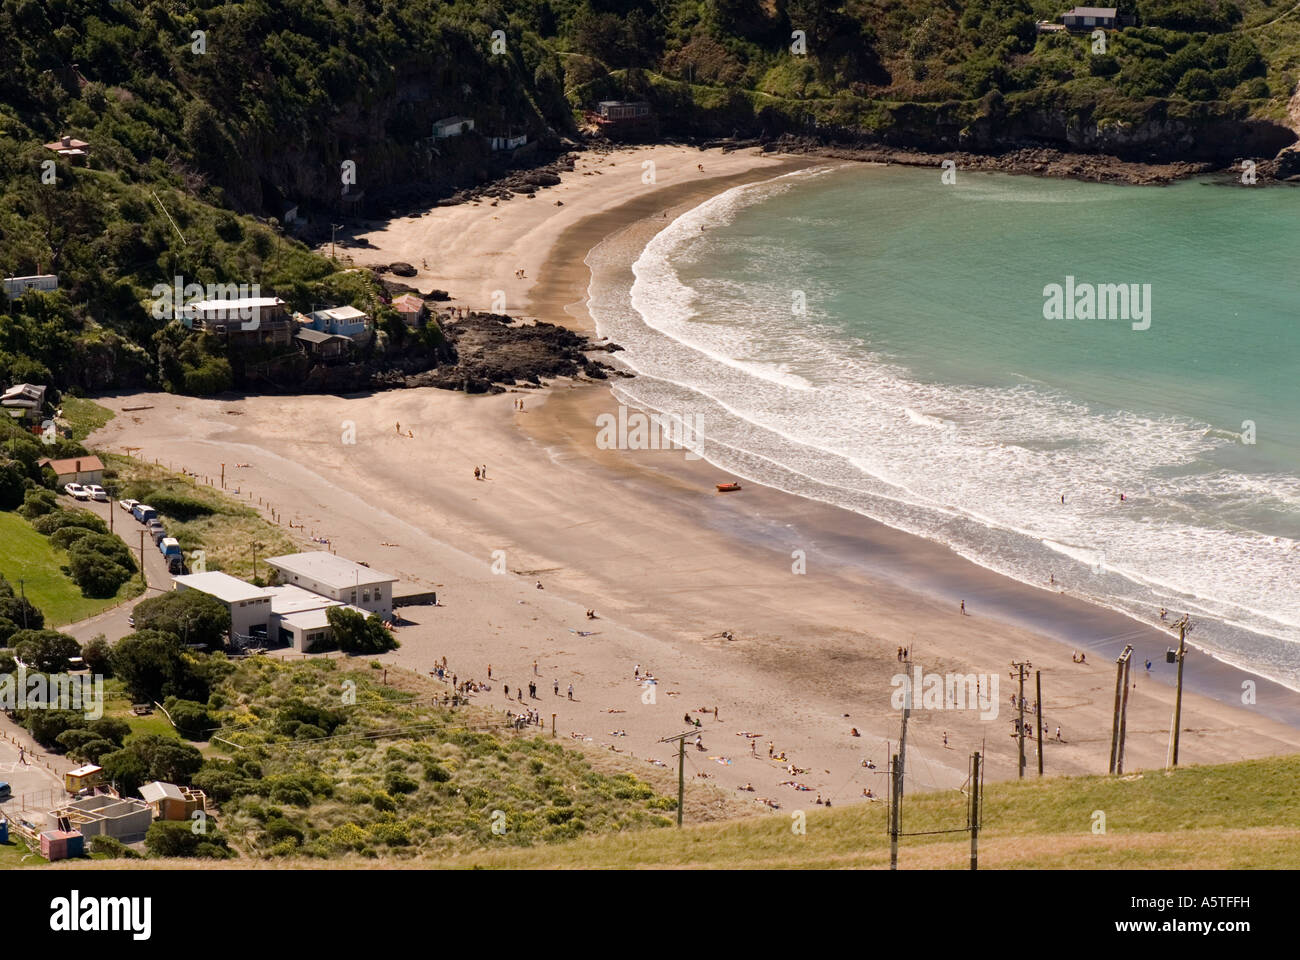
left=1, top=0, right=1296, bottom=394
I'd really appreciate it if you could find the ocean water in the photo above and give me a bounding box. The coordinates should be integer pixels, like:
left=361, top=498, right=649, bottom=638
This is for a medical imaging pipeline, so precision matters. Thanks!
left=587, top=163, right=1300, bottom=690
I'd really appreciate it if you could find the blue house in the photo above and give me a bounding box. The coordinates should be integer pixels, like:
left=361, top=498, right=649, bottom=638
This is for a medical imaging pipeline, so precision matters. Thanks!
left=305, top=305, right=369, bottom=337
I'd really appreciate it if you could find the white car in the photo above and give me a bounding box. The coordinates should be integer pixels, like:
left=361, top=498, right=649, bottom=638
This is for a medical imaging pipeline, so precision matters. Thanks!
left=120, top=498, right=139, bottom=513
left=64, top=482, right=89, bottom=500
left=85, top=484, right=109, bottom=501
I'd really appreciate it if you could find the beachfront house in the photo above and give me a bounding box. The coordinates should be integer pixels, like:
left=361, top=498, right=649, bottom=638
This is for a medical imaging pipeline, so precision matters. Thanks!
left=173, top=571, right=273, bottom=643
left=1061, top=6, right=1119, bottom=28
left=2, top=383, right=48, bottom=423
left=391, top=294, right=426, bottom=328
left=305, top=305, right=370, bottom=337
left=294, top=327, right=352, bottom=361
left=432, top=116, right=474, bottom=139
left=182, top=296, right=294, bottom=347
left=490, top=133, right=529, bottom=152
left=265, top=551, right=396, bottom=620
left=3, top=274, right=58, bottom=299
left=38, top=455, right=104, bottom=488
left=597, top=101, right=652, bottom=122
left=43, top=135, right=90, bottom=160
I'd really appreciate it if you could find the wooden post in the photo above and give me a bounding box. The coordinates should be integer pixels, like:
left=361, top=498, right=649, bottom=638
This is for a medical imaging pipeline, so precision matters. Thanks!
left=551, top=713, right=556, bottom=737
left=1035, top=670, right=1044, bottom=777
left=139, top=530, right=147, bottom=588
left=889, top=752, right=901, bottom=870
left=676, top=736, right=685, bottom=827
left=1116, top=656, right=1132, bottom=774
left=221, top=463, right=225, bottom=488
left=1012, top=660, right=1029, bottom=778
left=969, top=751, right=981, bottom=870
left=1168, top=619, right=1188, bottom=770
left=1108, top=650, right=1125, bottom=774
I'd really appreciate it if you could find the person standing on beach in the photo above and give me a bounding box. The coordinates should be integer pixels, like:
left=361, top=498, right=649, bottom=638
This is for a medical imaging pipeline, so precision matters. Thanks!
left=554, top=678, right=559, bottom=696
left=960, top=600, right=966, bottom=615
left=751, top=740, right=757, bottom=757
left=768, top=741, right=774, bottom=758
left=567, top=683, right=574, bottom=700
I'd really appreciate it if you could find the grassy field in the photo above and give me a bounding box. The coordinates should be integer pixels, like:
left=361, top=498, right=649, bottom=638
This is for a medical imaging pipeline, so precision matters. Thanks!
left=103, top=454, right=298, bottom=581
left=58, top=397, right=115, bottom=443
left=0, top=511, right=143, bottom=627
left=433, top=754, right=1300, bottom=869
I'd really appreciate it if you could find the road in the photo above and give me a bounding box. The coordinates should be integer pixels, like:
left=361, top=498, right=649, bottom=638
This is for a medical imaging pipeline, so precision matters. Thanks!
left=56, top=494, right=174, bottom=643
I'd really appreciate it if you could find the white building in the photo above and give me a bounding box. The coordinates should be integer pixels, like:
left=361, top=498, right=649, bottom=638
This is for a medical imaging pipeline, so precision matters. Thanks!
left=265, top=552, right=396, bottom=619
left=172, top=571, right=272, bottom=641
left=432, top=116, right=473, bottom=138
left=265, top=583, right=367, bottom=651
left=3, top=275, right=58, bottom=299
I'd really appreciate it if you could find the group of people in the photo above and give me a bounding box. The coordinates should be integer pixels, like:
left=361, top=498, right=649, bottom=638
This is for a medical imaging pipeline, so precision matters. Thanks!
left=895, top=646, right=911, bottom=662
left=473, top=464, right=489, bottom=480
left=506, top=707, right=544, bottom=731
left=513, top=398, right=526, bottom=411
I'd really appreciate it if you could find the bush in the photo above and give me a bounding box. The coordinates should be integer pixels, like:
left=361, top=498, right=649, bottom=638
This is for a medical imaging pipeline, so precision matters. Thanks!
left=132, top=590, right=230, bottom=649
left=67, top=552, right=132, bottom=597
left=163, top=697, right=214, bottom=740
left=18, top=488, right=59, bottom=518
left=90, top=835, right=142, bottom=859
left=31, top=507, right=106, bottom=536
left=144, top=492, right=215, bottom=521
left=384, top=771, right=418, bottom=795
left=49, top=525, right=96, bottom=550
left=325, top=606, right=398, bottom=654
left=145, top=821, right=233, bottom=858
left=81, top=634, right=113, bottom=675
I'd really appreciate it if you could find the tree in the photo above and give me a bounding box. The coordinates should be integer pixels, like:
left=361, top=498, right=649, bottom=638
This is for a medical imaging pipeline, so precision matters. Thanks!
left=81, top=633, right=113, bottom=676
left=0, top=459, right=25, bottom=509
left=132, top=590, right=230, bottom=649
left=12, top=629, right=80, bottom=672
left=325, top=606, right=397, bottom=654
left=109, top=629, right=206, bottom=702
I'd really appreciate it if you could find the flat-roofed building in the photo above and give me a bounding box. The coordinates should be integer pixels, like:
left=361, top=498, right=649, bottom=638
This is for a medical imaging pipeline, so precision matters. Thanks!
left=3, top=275, right=58, bottom=299
left=172, top=571, right=272, bottom=641
left=265, top=551, right=396, bottom=619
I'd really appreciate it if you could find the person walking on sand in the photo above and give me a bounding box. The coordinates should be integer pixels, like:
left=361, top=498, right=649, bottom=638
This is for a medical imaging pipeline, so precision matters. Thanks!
left=567, top=683, right=574, bottom=700
left=751, top=740, right=757, bottom=757
left=481, top=464, right=487, bottom=479
left=18, top=745, right=27, bottom=765
left=396, top=422, right=401, bottom=434
left=1055, top=726, right=1062, bottom=742
left=534, top=660, right=539, bottom=676
left=474, top=466, right=480, bottom=480
left=960, top=600, right=966, bottom=615
left=554, top=678, right=559, bottom=696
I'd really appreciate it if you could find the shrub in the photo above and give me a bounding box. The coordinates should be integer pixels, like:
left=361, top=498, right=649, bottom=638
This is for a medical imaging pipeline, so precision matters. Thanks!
left=384, top=771, right=418, bottom=795
left=90, top=835, right=141, bottom=859
left=31, top=507, right=106, bottom=536
left=146, top=820, right=233, bottom=858
left=12, top=629, right=80, bottom=672
left=67, top=552, right=132, bottom=597
left=143, top=492, right=215, bottom=520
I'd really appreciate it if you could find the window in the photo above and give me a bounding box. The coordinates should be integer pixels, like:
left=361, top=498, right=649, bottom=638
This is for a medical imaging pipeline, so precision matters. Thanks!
left=363, top=588, right=370, bottom=602
left=350, top=590, right=357, bottom=603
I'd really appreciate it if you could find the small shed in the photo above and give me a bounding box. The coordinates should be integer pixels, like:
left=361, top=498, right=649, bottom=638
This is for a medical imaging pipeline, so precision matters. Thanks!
left=295, top=328, right=352, bottom=360
left=139, top=781, right=205, bottom=821
left=41, top=829, right=82, bottom=861
left=64, top=763, right=102, bottom=794
left=1061, top=6, right=1117, bottom=28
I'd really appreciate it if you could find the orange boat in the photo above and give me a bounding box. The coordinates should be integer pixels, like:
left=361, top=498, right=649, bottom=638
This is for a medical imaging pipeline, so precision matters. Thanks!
left=716, top=481, right=742, bottom=492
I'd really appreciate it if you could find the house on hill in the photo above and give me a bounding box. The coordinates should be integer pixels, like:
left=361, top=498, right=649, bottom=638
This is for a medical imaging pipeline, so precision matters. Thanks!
left=43, top=135, right=90, bottom=160
left=1061, top=6, right=1120, bottom=29
left=391, top=294, right=426, bottom=328
left=2, top=382, right=48, bottom=423
left=3, top=274, right=58, bottom=299
left=294, top=327, right=352, bottom=361
left=305, top=305, right=370, bottom=337
left=432, top=116, right=474, bottom=138
left=182, top=297, right=294, bottom=347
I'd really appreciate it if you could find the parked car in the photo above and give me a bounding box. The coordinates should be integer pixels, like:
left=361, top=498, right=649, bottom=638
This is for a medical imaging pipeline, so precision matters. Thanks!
left=64, top=482, right=87, bottom=499
left=132, top=503, right=157, bottom=524
left=149, top=523, right=167, bottom=545
left=166, top=555, right=184, bottom=575
left=85, top=484, right=109, bottom=501
left=0, top=781, right=11, bottom=801
left=120, top=498, right=138, bottom=513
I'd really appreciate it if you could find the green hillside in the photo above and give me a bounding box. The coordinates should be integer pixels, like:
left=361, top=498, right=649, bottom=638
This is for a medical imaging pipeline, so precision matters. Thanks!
left=1, top=0, right=1297, bottom=397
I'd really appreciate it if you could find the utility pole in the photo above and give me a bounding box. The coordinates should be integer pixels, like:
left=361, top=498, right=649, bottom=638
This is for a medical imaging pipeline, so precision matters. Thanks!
left=890, top=651, right=913, bottom=870
left=969, top=750, right=981, bottom=870
left=1167, top=617, right=1189, bottom=770
left=1011, top=660, right=1031, bottom=778
left=18, top=579, right=28, bottom=629
left=250, top=540, right=265, bottom=582
left=139, top=530, right=147, bottom=588
left=1035, top=670, right=1044, bottom=777
left=658, top=730, right=696, bottom=827
left=1108, top=644, right=1133, bottom=774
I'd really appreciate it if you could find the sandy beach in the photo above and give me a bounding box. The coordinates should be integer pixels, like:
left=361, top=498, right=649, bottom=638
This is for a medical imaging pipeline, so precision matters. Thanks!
left=88, top=145, right=1300, bottom=814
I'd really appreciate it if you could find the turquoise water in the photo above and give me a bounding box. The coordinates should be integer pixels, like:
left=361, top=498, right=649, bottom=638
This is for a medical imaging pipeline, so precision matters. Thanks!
left=588, top=163, right=1300, bottom=689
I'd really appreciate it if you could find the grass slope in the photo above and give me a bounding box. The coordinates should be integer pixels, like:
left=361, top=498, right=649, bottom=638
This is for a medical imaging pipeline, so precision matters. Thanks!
left=0, top=510, right=141, bottom=626
left=438, top=754, right=1300, bottom=869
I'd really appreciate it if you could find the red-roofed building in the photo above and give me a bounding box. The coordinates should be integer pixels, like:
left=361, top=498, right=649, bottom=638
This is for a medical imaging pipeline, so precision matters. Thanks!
left=43, top=135, right=90, bottom=160
left=38, top=455, right=104, bottom=486
left=391, top=294, right=426, bottom=328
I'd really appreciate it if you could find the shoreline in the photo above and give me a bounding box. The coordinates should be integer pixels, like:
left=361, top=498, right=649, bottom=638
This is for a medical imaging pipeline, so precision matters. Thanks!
left=86, top=145, right=1300, bottom=808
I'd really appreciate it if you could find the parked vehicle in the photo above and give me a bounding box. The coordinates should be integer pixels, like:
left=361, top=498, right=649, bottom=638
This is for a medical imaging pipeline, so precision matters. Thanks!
left=120, top=498, right=138, bottom=513
left=149, top=523, right=167, bottom=545
left=132, top=504, right=157, bottom=523
left=85, top=484, right=109, bottom=501
left=64, top=482, right=87, bottom=499
left=167, top=555, right=184, bottom=575
left=0, top=781, right=11, bottom=800
left=159, top=536, right=182, bottom=558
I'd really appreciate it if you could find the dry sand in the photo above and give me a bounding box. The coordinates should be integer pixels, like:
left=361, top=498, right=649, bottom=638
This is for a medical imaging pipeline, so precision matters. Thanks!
left=89, top=146, right=1300, bottom=815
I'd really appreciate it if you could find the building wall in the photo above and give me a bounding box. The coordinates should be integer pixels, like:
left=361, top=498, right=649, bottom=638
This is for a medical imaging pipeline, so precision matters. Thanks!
left=229, top=596, right=271, bottom=639
left=273, top=573, right=391, bottom=618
